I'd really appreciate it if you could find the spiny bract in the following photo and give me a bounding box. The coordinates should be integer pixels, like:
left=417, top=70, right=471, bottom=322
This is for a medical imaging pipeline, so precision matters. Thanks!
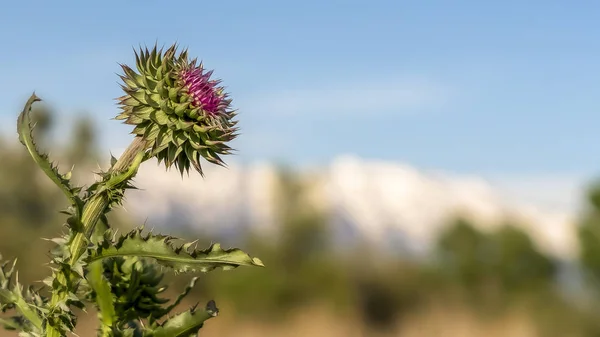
left=116, top=43, right=238, bottom=175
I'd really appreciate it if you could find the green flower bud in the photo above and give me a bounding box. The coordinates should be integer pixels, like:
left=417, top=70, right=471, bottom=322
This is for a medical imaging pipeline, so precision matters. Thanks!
left=102, top=257, right=168, bottom=322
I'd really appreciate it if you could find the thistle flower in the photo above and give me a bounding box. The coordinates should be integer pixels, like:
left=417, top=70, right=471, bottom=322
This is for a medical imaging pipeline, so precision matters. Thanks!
left=116, top=44, right=238, bottom=175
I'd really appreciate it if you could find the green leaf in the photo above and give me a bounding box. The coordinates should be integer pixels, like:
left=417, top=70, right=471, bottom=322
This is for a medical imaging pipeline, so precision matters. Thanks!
left=146, top=301, right=218, bottom=337
left=0, top=257, right=18, bottom=291
left=16, top=93, right=81, bottom=205
left=110, top=154, right=118, bottom=166
left=150, top=109, right=170, bottom=125
left=86, top=260, right=116, bottom=329
left=0, top=288, right=15, bottom=306
left=0, top=288, right=42, bottom=330
left=89, top=229, right=264, bottom=273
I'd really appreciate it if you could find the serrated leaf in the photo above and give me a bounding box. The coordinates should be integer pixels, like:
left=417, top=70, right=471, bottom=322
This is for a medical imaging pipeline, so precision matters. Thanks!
left=146, top=301, right=218, bottom=337
left=89, top=229, right=264, bottom=273
left=16, top=93, right=80, bottom=205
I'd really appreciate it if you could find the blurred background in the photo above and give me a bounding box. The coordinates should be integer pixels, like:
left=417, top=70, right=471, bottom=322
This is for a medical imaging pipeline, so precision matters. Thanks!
left=1, top=1, right=600, bottom=336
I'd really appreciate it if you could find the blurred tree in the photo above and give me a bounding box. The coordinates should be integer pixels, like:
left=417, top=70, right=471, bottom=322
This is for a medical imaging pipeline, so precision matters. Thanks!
left=436, top=217, right=494, bottom=289
left=275, top=168, right=330, bottom=264
left=0, top=146, right=60, bottom=228
left=354, top=260, right=427, bottom=334
left=30, top=103, right=53, bottom=139
left=490, top=224, right=556, bottom=292
left=575, top=181, right=600, bottom=337
left=578, top=183, right=600, bottom=286
left=65, top=114, right=99, bottom=168
left=200, top=166, right=353, bottom=320
left=436, top=218, right=556, bottom=302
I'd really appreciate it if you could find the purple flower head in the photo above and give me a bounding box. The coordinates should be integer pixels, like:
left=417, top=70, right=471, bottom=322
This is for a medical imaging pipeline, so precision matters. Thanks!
left=179, top=66, right=224, bottom=115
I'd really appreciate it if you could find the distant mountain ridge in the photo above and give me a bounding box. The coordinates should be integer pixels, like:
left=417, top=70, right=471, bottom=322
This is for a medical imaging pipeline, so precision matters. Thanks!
left=123, top=155, right=586, bottom=260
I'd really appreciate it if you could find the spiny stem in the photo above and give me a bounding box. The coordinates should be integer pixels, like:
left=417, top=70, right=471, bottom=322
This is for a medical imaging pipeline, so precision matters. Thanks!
left=71, top=145, right=146, bottom=262
left=45, top=137, right=147, bottom=337
left=111, top=136, right=149, bottom=172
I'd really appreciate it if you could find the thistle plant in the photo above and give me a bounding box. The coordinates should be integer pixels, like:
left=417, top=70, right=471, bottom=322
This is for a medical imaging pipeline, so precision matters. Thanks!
left=0, top=43, right=263, bottom=337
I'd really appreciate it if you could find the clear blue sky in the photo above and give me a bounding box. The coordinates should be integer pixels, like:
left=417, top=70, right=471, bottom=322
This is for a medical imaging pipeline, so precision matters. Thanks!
left=1, top=0, right=599, bottom=175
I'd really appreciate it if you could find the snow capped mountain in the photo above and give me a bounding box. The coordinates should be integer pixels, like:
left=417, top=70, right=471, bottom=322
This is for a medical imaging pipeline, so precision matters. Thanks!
left=123, top=155, right=587, bottom=260
left=124, top=160, right=280, bottom=236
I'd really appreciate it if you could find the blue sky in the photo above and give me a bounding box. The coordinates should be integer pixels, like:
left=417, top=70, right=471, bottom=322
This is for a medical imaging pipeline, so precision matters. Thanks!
left=1, top=0, right=599, bottom=177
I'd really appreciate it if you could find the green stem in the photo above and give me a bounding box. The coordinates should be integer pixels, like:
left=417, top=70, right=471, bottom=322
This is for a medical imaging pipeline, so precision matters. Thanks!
left=45, top=137, right=147, bottom=337
left=70, top=147, right=146, bottom=262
